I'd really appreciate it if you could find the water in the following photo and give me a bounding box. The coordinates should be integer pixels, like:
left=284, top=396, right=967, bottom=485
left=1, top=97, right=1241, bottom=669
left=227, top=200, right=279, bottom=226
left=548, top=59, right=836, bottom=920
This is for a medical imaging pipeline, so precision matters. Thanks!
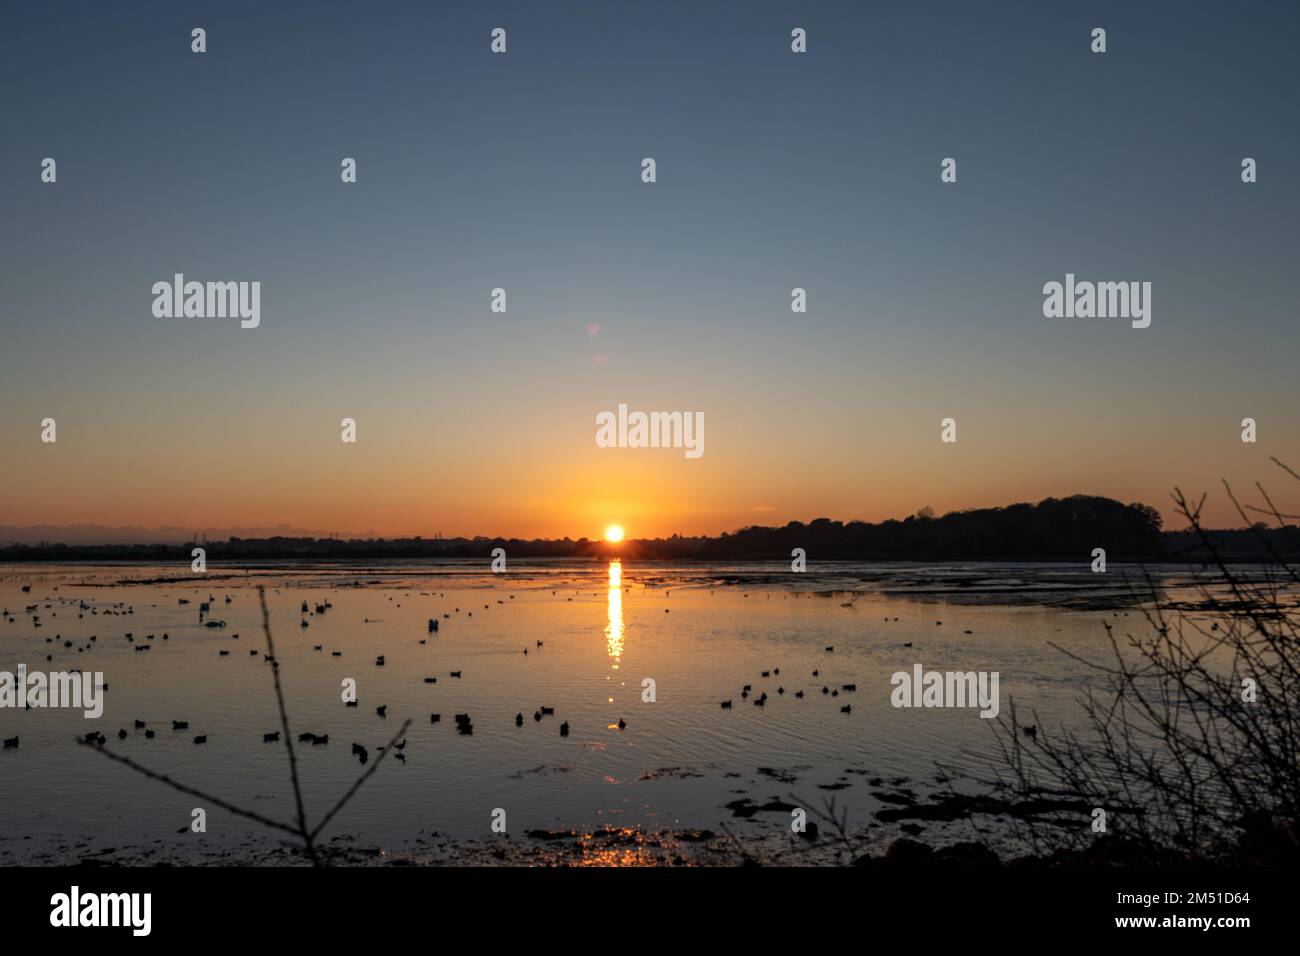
left=0, top=560, right=1241, bottom=863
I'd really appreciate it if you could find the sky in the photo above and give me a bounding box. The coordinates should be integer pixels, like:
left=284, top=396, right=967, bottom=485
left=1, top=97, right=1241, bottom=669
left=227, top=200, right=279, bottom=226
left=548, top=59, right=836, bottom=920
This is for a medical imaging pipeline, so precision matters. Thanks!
left=2, top=0, right=1297, bottom=541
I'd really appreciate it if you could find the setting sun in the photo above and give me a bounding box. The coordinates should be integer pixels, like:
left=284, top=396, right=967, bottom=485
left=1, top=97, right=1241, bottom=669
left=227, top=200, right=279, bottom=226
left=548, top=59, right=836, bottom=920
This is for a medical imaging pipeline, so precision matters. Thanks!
left=604, top=524, right=625, bottom=543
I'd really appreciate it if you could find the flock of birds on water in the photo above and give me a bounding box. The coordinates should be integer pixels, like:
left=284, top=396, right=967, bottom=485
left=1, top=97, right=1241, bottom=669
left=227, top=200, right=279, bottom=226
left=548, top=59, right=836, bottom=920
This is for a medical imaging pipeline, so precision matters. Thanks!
left=0, top=575, right=1059, bottom=759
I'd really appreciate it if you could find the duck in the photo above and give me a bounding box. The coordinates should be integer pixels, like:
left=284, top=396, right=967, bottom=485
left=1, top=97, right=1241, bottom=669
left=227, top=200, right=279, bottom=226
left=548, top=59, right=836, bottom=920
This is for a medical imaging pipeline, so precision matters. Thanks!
left=840, top=704, right=852, bottom=714
left=263, top=732, right=280, bottom=743
left=720, top=700, right=732, bottom=709
left=560, top=721, right=570, bottom=737
left=194, top=735, right=208, bottom=744
left=117, top=728, right=128, bottom=739
left=540, top=706, right=555, bottom=716
left=515, top=713, right=524, bottom=726
left=533, top=710, right=542, bottom=722
left=423, top=677, right=437, bottom=684
left=2, top=737, right=17, bottom=749
left=375, top=656, right=385, bottom=666
left=144, top=730, right=155, bottom=739
left=617, top=718, right=626, bottom=730
left=450, top=671, right=462, bottom=678
left=795, top=691, right=805, bottom=699
left=430, top=713, right=441, bottom=723
left=172, top=720, right=189, bottom=730
left=376, top=705, right=387, bottom=717
left=352, top=743, right=369, bottom=763
left=1022, top=725, right=1037, bottom=739
left=134, top=719, right=146, bottom=729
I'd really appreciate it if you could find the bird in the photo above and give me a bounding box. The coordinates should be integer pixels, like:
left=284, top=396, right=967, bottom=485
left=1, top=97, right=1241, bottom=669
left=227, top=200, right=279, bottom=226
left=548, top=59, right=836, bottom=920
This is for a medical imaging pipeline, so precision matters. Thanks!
left=117, top=728, right=127, bottom=739
left=352, top=743, right=369, bottom=763
left=795, top=691, right=805, bottom=699
left=825, top=646, right=834, bottom=652
left=263, top=732, right=280, bottom=743
left=450, top=671, right=462, bottom=678
left=1022, top=725, right=1037, bottom=739
left=430, top=713, right=441, bottom=723
left=172, top=720, right=189, bottom=730
left=560, top=721, right=570, bottom=737
left=375, top=656, right=385, bottom=666
left=194, top=735, right=208, bottom=744
left=515, top=713, right=524, bottom=726
left=376, top=705, right=387, bottom=717
left=133, top=720, right=146, bottom=729
left=144, top=730, right=155, bottom=739
left=777, top=686, right=785, bottom=695
left=540, top=706, right=555, bottom=716
left=218, top=650, right=229, bottom=656
left=533, top=710, right=542, bottom=722
left=423, top=677, right=437, bottom=684
left=617, top=718, right=626, bottom=730
left=297, top=732, right=316, bottom=743
left=720, top=700, right=732, bottom=709
left=3, top=737, right=18, bottom=749
left=840, top=704, right=852, bottom=714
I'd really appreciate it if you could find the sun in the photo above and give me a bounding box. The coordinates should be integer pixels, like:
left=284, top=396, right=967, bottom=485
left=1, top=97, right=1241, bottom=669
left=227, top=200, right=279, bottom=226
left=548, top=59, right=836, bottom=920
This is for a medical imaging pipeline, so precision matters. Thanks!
left=604, top=524, right=625, bottom=543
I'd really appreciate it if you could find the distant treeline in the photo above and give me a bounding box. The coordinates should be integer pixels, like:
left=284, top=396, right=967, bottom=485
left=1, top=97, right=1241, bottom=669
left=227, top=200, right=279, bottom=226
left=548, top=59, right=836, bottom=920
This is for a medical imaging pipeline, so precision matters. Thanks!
left=3, top=495, right=1298, bottom=563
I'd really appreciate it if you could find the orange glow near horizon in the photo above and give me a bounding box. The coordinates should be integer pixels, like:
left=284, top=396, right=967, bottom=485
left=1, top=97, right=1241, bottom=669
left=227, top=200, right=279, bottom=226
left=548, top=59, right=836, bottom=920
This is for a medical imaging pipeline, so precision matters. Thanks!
left=604, top=524, right=625, bottom=543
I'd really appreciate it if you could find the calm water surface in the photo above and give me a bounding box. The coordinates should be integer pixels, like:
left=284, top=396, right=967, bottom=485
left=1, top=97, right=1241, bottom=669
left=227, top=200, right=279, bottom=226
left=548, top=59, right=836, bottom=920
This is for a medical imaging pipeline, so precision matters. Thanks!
left=0, top=560, right=1230, bottom=862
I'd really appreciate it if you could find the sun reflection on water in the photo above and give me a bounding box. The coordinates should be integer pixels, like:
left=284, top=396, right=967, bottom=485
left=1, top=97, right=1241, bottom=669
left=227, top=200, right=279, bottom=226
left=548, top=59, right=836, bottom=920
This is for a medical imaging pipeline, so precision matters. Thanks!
left=605, top=559, right=624, bottom=663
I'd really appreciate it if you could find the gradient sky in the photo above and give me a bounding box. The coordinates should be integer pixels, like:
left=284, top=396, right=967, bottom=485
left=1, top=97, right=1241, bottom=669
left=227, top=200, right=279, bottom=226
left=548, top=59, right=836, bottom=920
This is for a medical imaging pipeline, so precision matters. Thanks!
left=2, top=0, right=1297, bottom=540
